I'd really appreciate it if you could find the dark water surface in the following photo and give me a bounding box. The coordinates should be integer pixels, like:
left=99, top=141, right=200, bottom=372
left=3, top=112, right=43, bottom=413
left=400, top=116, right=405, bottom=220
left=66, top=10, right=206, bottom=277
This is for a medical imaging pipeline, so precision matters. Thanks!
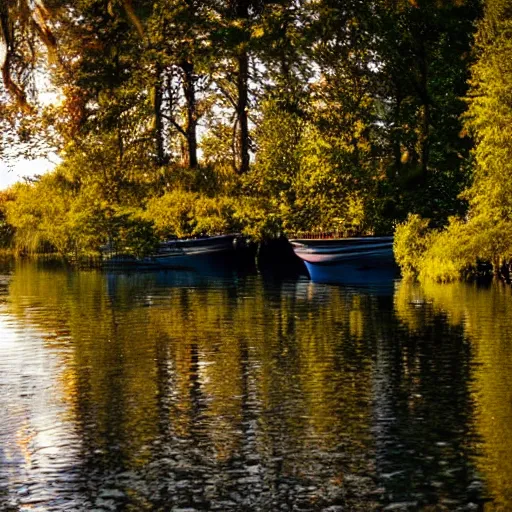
left=0, top=260, right=511, bottom=511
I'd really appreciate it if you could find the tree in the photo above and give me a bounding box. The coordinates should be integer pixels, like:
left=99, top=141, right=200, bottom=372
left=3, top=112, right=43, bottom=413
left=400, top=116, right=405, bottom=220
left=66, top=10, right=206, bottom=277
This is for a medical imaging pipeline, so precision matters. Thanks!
left=149, top=0, right=215, bottom=168
left=207, top=0, right=289, bottom=174
left=0, top=0, right=58, bottom=109
left=461, top=0, right=512, bottom=274
left=374, top=0, right=480, bottom=224
left=464, top=0, right=512, bottom=220
left=394, top=0, right=512, bottom=282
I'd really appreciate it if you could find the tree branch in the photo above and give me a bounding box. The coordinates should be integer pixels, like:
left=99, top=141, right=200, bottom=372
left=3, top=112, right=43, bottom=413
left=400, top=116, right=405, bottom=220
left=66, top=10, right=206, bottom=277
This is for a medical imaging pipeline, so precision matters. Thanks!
left=120, top=0, right=145, bottom=39
left=162, top=113, right=187, bottom=137
left=216, top=82, right=237, bottom=110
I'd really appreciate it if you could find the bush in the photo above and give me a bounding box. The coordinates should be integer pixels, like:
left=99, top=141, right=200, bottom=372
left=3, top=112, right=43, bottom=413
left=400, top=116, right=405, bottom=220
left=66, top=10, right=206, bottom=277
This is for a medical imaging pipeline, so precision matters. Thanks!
left=418, top=219, right=475, bottom=282
left=0, top=191, right=15, bottom=248
left=145, top=190, right=241, bottom=239
left=145, top=189, right=198, bottom=238
left=393, top=214, right=433, bottom=277
left=394, top=214, right=502, bottom=282
left=112, top=208, right=159, bottom=258
left=233, top=196, right=281, bottom=241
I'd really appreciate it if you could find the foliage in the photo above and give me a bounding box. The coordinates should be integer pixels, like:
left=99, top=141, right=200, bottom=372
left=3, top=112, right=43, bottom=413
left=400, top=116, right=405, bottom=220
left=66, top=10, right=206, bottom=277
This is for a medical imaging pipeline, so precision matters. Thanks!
left=4, top=175, right=72, bottom=255
left=3, top=171, right=158, bottom=259
left=0, top=190, right=15, bottom=248
left=396, top=0, right=512, bottom=282
left=395, top=214, right=512, bottom=283
left=418, top=219, right=476, bottom=283
left=232, top=196, right=282, bottom=241
left=145, top=189, right=240, bottom=239
left=0, top=0, right=494, bottom=272
left=394, top=213, right=485, bottom=282
left=373, top=0, right=480, bottom=226
left=108, top=208, right=160, bottom=258
left=463, top=0, right=512, bottom=222
left=250, top=99, right=383, bottom=236
left=394, top=214, right=433, bottom=278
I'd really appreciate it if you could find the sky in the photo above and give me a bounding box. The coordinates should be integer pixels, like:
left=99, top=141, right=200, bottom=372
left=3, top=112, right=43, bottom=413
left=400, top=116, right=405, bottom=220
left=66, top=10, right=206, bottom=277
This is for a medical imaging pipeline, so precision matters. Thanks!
left=0, top=158, right=54, bottom=191
left=0, top=69, right=60, bottom=191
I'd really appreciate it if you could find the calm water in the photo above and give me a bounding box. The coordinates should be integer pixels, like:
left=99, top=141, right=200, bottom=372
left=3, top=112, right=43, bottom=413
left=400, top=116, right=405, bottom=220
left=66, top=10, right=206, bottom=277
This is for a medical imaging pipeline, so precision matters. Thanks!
left=0, top=260, right=512, bottom=511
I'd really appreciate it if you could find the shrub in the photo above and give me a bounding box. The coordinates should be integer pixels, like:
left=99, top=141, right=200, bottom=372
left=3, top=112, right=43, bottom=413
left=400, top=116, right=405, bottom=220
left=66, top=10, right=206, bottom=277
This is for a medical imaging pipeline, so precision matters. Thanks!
left=418, top=218, right=475, bottom=282
left=145, top=189, right=198, bottom=238
left=393, top=214, right=433, bottom=277
left=145, top=190, right=241, bottom=239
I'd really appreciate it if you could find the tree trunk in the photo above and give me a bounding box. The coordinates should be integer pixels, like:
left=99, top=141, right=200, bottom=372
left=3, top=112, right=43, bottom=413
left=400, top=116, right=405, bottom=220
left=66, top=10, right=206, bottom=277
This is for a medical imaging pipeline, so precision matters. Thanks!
left=154, top=65, right=166, bottom=166
left=117, top=120, right=124, bottom=164
left=418, top=41, right=430, bottom=176
left=392, top=86, right=402, bottom=174
left=236, top=48, right=250, bottom=174
left=232, top=0, right=250, bottom=174
left=181, top=60, right=198, bottom=169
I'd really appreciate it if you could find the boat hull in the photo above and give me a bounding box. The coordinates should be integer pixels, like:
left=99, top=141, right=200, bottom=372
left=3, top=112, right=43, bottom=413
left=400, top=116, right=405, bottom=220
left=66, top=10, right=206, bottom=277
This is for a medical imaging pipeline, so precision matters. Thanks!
left=290, top=237, right=398, bottom=285
left=103, top=235, right=240, bottom=271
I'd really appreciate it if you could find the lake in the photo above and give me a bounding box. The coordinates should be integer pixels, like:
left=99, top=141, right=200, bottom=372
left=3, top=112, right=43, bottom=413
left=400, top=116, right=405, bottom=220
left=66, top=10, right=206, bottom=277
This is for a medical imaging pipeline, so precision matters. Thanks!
left=0, top=259, right=511, bottom=511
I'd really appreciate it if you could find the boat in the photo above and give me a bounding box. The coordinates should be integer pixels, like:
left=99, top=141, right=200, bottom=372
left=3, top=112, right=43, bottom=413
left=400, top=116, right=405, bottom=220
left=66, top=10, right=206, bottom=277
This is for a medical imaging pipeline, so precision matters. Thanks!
left=288, top=236, right=397, bottom=285
left=102, top=234, right=242, bottom=270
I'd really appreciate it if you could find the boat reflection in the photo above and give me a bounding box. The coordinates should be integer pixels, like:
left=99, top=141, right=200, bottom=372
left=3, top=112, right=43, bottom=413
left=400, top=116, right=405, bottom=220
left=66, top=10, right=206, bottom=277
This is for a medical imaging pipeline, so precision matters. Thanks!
left=1, top=262, right=510, bottom=510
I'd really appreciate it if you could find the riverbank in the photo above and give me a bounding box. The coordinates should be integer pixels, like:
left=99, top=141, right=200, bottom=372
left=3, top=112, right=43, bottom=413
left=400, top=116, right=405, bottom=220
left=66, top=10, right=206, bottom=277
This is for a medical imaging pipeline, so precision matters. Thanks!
left=394, top=214, right=512, bottom=284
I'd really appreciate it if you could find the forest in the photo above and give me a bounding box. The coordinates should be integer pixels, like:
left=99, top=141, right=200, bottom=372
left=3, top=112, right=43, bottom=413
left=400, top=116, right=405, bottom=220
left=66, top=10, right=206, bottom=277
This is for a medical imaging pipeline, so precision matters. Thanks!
left=0, top=0, right=510, bottom=281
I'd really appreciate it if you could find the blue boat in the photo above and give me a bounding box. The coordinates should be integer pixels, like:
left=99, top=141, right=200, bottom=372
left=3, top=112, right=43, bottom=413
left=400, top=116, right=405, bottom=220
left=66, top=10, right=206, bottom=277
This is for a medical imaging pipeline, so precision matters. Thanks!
left=289, top=236, right=397, bottom=285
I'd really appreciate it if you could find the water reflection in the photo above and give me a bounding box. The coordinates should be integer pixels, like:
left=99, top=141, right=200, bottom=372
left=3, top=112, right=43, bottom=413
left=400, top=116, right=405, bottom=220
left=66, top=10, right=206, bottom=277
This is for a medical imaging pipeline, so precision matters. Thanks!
left=0, top=262, right=511, bottom=510
left=0, top=305, right=84, bottom=511
left=396, top=281, right=512, bottom=510
left=377, top=284, right=482, bottom=510
left=1, top=264, right=380, bottom=511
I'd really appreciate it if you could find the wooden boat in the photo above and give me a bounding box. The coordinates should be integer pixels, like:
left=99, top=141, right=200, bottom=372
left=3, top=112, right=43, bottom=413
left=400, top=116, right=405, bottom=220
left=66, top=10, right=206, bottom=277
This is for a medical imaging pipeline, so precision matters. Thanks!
left=102, top=234, right=240, bottom=270
left=288, top=236, right=397, bottom=285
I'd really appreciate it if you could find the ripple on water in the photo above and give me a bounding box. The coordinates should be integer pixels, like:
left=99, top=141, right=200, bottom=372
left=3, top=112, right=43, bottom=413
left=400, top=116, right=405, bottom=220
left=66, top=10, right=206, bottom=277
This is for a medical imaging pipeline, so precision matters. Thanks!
left=0, top=267, right=511, bottom=510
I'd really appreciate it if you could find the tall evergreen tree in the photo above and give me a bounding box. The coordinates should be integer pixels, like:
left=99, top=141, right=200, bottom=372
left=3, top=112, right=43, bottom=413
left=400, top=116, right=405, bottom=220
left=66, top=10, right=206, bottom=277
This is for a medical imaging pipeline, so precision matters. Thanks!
left=464, top=0, right=512, bottom=223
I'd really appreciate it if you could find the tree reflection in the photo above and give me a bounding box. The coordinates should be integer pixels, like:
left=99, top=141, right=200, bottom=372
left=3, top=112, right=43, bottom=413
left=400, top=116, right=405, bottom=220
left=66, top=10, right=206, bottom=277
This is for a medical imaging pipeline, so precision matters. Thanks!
left=378, top=287, right=481, bottom=509
left=397, top=280, right=512, bottom=510
left=5, top=263, right=380, bottom=510
left=4, top=263, right=508, bottom=510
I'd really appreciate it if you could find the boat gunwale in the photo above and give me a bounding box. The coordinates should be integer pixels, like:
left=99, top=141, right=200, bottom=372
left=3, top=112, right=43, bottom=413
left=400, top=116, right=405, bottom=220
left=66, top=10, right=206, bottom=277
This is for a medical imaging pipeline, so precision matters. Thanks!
left=289, top=236, right=393, bottom=244
left=291, top=241, right=393, bottom=251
